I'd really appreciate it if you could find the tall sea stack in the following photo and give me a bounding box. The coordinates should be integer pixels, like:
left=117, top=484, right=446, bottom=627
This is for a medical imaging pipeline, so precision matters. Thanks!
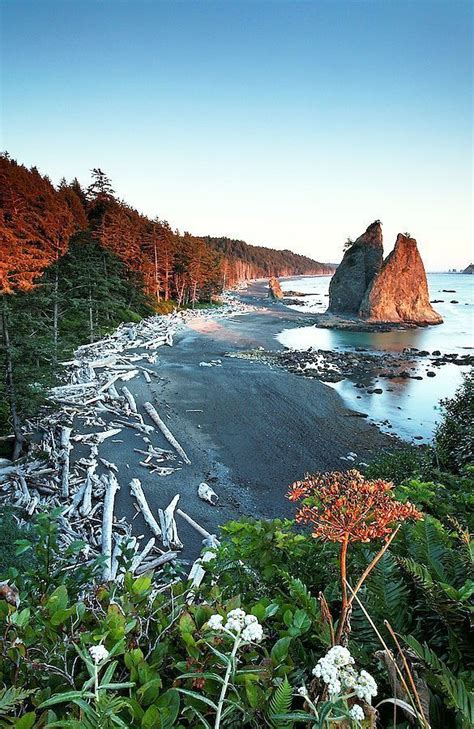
left=359, top=233, right=443, bottom=324
left=328, top=220, right=384, bottom=314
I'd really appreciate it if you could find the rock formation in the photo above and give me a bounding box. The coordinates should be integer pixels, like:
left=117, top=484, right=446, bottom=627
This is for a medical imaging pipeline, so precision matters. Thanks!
left=462, top=263, right=474, bottom=274
left=268, top=276, right=284, bottom=299
left=359, top=233, right=443, bottom=325
left=328, top=220, right=384, bottom=314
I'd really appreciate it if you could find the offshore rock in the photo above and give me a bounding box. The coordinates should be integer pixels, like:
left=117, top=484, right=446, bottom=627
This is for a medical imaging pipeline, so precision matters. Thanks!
left=328, top=220, right=384, bottom=314
left=268, top=276, right=284, bottom=299
left=359, top=233, right=443, bottom=325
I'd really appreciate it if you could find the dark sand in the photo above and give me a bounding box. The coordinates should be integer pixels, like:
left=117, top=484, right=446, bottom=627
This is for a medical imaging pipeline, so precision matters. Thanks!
left=102, top=280, right=396, bottom=557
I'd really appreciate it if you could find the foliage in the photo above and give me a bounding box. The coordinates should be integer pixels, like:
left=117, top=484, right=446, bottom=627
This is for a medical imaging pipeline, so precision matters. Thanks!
left=434, top=369, right=474, bottom=474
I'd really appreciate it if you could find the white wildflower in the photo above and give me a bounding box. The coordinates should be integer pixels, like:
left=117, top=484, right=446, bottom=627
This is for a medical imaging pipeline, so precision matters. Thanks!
left=207, top=614, right=224, bottom=631
left=241, top=621, right=263, bottom=643
left=349, top=704, right=365, bottom=722
left=354, top=669, right=378, bottom=703
left=297, top=685, right=309, bottom=698
left=89, top=644, right=109, bottom=663
left=244, top=614, right=258, bottom=626
left=224, top=617, right=244, bottom=633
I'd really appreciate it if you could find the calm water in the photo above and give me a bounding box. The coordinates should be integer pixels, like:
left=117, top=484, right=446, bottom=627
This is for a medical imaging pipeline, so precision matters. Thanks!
left=277, top=274, right=473, bottom=442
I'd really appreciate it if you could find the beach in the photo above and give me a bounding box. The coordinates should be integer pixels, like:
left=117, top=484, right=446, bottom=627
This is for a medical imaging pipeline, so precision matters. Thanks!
left=100, top=281, right=397, bottom=555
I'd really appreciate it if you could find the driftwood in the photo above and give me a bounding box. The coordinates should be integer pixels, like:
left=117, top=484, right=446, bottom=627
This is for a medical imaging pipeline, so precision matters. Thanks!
left=102, top=472, right=120, bottom=581
left=158, top=494, right=183, bottom=550
left=121, top=386, right=137, bottom=414
left=176, top=508, right=213, bottom=539
left=129, top=478, right=162, bottom=537
left=143, top=402, right=191, bottom=464
left=59, top=426, right=72, bottom=498
left=135, top=551, right=178, bottom=574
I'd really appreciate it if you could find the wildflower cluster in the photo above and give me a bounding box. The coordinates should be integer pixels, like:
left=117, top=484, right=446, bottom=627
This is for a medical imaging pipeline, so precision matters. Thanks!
left=313, top=646, right=377, bottom=705
left=288, top=469, right=422, bottom=543
left=207, top=608, right=264, bottom=643
left=88, top=645, right=109, bottom=664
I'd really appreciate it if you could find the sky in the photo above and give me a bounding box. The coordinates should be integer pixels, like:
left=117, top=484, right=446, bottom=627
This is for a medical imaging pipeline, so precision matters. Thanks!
left=1, top=0, right=472, bottom=270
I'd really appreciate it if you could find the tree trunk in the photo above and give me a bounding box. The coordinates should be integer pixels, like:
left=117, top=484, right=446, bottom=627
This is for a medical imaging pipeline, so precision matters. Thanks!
left=1, top=299, right=24, bottom=460
left=52, top=266, right=59, bottom=363
left=88, top=288, right=94, bottom=343
left=153, top=242, right=160, bottom=302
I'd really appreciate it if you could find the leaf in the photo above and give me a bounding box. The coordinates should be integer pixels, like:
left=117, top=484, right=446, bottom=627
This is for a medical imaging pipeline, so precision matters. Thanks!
left=136, top=678, right=162, bottom=707
left=376, top=698, right=418, bottom=717
left=38, top=691, right=95, bottom=708
left=14, top=712, right=37, bottom=728
left=175, top=688, right=218, bottom=710
left=271, top=637, right=292, bottom=667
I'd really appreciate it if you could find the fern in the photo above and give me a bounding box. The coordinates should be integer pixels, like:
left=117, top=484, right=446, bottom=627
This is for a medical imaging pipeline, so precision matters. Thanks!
left=404, top=636, right=474, bottom=728
left=268, top=676, right=293, bottom=729
left=0, top=686, right=35, bottom=717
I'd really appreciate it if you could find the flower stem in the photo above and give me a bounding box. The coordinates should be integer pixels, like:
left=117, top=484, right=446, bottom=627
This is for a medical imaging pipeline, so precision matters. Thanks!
left=214, top=636, right=241, bottom=729
left=335, top=536, right=349, bottom=644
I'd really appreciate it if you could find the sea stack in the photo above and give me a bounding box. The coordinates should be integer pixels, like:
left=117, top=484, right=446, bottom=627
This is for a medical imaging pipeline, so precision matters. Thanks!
left=359, top=233, right=443, bottom=325
left=328, top=220, right=384, bottom=314
left=268, top=276, right=284, bottom=299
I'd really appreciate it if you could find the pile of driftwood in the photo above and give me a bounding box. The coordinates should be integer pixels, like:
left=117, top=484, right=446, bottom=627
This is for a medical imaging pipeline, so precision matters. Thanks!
left=0, top=297, right=256, bottom=590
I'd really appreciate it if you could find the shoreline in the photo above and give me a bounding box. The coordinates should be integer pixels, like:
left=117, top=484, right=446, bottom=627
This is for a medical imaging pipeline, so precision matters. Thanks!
left=1, top=283, right=402, bottom=560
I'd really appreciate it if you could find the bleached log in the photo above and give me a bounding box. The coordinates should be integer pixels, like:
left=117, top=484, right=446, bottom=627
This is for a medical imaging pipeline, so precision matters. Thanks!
left=59, top=426, right=72, bottom=498
left=79, top=462, right=97, bottom=517
left=107, top=383, right=120, bottom=400
left=158, top=494, right=183, bottom=550
left=130, top=537, right=156, bottom=573
left=143, top=402, right=191, bottom=464
left=99, top=458, right=118, bottom=473
left=73, top=428, right=122, bottom=445
left=65, top=482, right=88, bottom=515
left=129, top=478, right=162, bottom=537
left=197, top=482, right=218, bottom=505
left=118, top=369, right=139, bottom=382
left=121, top=386, right=137, bottom=414
left=112, top=419, right=155, bottom=435
left=102, top=472, right=120, bottom=581
left=135, top=551, right=178, bottom=574
left=139, top=463, right=177, bottom=476
left=176, top=507, right=213, bottom=539
left=143, top=371, right=151, bottom=384
left=26, top=495, right=39, bottom=516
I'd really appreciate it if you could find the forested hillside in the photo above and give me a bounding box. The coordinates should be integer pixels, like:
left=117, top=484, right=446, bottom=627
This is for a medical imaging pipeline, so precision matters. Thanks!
left=0, top=154, right=331, bottom=301
left=205, top=236, right=334, bottom=282
left=0, top=153, right=332, bottom=449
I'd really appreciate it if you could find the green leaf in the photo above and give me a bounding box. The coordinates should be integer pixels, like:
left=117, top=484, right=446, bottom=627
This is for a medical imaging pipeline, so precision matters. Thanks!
left=14, top=713, right=36, bottom=729
left=271, top=637, right=292, bottom=666
left=176, top=688, right=218, bottom=710
left=137, top=678, right=162, bottom=707
left=39, top=690, right=95, bottom=708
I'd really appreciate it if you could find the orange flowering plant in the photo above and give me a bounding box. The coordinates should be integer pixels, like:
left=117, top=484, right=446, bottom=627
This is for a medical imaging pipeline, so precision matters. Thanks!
left=287, top=469, right=422, bottom=644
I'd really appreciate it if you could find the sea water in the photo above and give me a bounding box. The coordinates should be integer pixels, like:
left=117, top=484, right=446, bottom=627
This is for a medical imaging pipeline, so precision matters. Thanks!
left=276, top=274, right=474, bottom=441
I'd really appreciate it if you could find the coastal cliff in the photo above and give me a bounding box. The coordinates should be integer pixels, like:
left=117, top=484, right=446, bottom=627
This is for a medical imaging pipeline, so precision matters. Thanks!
left=328, top=221, right=383, bottom=314
left=359, top=233, right=443, bottom=325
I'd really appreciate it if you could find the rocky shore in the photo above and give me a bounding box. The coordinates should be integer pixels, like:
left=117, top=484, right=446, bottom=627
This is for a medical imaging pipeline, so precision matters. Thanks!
left=228, top=344, right=473, bottom=387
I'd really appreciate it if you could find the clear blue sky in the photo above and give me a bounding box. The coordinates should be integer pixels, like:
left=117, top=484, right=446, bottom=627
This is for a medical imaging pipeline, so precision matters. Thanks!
left=1, top=0, right=472, bottom=269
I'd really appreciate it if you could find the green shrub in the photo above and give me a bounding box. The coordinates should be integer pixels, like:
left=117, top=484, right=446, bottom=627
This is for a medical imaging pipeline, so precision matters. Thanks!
left=435, top=369, right=474, bottom=473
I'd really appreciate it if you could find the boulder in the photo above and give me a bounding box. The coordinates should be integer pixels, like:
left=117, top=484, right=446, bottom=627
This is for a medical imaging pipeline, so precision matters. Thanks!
left=359, top=234, right=443, bottom=325
left=328, top=220, right=384, bottom=314
left=268, top=276, right=284, bottom=299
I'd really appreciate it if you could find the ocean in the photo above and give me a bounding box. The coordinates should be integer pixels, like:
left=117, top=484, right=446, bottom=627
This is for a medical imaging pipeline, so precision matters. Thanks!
left=276, top=273, right=474, bottom=442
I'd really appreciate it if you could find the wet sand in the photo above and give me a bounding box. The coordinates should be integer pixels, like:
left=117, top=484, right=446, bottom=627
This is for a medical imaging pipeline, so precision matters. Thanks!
left=103, top=280, right=397, bottom=556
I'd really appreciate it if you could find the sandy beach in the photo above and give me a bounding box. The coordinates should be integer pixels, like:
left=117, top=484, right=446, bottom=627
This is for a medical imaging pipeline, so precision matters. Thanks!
left=96, top=280, right=397, bottom=556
